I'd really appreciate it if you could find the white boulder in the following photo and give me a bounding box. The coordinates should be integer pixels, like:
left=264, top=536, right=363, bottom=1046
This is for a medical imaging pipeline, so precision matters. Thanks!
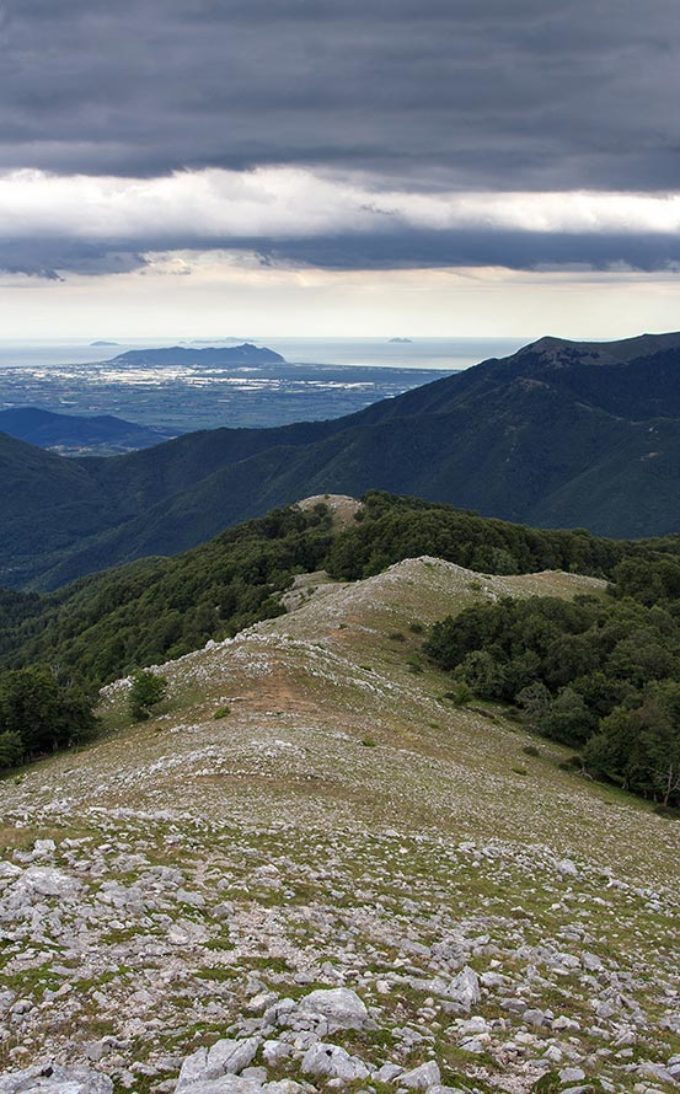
left=177, top=1038, right=260, bottom=1090
left=449, top=966, right=481, bottom=1011
left=398, top=1060, right=441, bottom=1089
left=299, top=987, right=369, bottom=1031
left=0, top=1064, right=112, bottom=1093
left=302, top=1043, right=370, bottom=1082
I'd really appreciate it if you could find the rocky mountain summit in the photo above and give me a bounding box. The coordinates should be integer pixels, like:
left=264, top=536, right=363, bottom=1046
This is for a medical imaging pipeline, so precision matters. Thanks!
left=0, top=556, right=678, bottom=1092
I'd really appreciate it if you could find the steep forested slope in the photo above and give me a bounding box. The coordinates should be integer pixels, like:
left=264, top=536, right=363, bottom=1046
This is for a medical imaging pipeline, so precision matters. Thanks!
left=3, top=331, right=680, bottom=588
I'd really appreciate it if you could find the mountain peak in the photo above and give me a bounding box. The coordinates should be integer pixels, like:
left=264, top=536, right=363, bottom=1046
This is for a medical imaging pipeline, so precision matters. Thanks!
left=296, top=493, right=362, bottom=528
left=522, top=330, right=680, bottom=367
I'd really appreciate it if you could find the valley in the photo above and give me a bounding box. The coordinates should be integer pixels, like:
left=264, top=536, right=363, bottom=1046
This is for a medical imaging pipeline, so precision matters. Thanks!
left=0, top=352, right=452, bottom=446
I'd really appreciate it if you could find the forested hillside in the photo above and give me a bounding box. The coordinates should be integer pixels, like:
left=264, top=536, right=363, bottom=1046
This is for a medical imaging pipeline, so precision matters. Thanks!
left=425, top=553, right=680, bottom=807
left=0, top=492, right=674, bottom=690
left=3, top=331, right=680, bottom=588
left=1, top=491, right=680, bottom=805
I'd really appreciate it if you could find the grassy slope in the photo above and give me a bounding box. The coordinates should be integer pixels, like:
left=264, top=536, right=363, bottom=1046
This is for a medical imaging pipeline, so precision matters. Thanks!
left=1, top=556, right=677, bottom=1090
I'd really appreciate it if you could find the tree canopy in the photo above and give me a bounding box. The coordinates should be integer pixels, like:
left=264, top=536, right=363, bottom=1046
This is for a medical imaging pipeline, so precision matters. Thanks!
left=425, top=555, right=680, bottom=806
left=0, top=667, right=97, bottom=771
left=2, top=492, right=679, bottom=785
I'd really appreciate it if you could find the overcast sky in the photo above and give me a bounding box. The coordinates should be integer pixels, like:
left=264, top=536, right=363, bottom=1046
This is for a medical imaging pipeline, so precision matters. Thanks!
left=1, top=0, right=680, bottom=340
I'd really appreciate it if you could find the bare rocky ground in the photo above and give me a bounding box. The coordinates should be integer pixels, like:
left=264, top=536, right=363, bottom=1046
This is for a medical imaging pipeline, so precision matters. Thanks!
left=0, top=548, right=678, bottom=1093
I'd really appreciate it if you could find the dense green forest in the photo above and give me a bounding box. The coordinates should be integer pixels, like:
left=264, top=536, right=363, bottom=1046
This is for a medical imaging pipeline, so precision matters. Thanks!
left=425, top=554, right=680, bottom=807
left=0, top=504, right=335, bottom=688
left=2, top=491, right=679, bottom=790
left=0, top=667, right=97, bottom=771
left=0, top=492, right=656, bottom=692
left=325, top=493, right=639, bottom=580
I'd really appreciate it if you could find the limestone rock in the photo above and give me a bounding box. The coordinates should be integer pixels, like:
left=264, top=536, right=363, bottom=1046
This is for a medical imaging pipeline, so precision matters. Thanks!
left=173, top=1081, right=263, bottom=1094
left=261, top=1041, right=292, bottom=1067
left=0, top=1064, right=113, bottom=1093
left=375, top=1063, right=404, bottom=1082
left=302, top=1042, right=370, bottom=1082
left=557, top=859, right=579, bottom=878
left=559, top=1067, right=586, bottom=1083
left=177, top=1038, right=260, bottom=1090
left=449, top=966, right=481, bottom=1011
left=398, top=1060, right=441, bottom=1088
left=299, top=987, right=369, bottom=1030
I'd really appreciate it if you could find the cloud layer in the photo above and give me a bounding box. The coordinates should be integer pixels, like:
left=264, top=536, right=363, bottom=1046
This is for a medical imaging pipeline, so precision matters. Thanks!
left=1, top=1, right=679, bottom=276
left=3, top=168, right=680, bottom=276
left=1, top=0, right=679, bottom=188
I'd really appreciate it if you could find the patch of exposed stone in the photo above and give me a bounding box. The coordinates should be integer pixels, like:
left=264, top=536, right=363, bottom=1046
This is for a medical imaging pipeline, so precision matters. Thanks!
left=0, top=813, right=678, bottom=1092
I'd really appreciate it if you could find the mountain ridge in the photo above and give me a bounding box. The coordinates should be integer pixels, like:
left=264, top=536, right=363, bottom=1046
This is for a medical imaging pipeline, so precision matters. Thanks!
left=523, top=329, right=680, bottom=365
left=3, top=491, right=645, bottom=687
left=1, top=545, right=677, bottom=1091
left=0, top=406, right=174, bottom=454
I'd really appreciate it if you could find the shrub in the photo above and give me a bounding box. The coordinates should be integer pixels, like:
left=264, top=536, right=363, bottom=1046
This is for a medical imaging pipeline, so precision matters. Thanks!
left=558, top=755, right=583, bottom=771
left=653, top=803, right=680, bottom=820
left=128, top=670, right=167, bottom=721
left=213, top=705, right=231, bottom=720
left=446, top=681, right=473, bottom=706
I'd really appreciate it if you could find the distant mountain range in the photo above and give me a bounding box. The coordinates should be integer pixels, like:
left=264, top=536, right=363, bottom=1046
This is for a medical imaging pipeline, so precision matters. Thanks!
left=0, top=407, right=174, bottom=455
left=110, top=342, right=285, bottom=366
left=2, top=330, right=680, bottom=588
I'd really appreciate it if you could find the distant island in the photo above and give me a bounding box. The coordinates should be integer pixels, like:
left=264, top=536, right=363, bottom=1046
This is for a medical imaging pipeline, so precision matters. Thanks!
left=90, top=340, right=121, bottom=347
left=110, top=342, right=285, bottom=366
left=388, top=337, right=413, bottom=343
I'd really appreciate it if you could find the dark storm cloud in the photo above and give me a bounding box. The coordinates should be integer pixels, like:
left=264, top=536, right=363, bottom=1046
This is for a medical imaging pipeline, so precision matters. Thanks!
left=3, top=229, right=680, bottom=279
left=0, top=239, right=148, bottom=280
left=1, top=0, right=680, bottom=277
left=0, top=0, right=679, bottom=190
left=253, top=231, right=680, bottom=273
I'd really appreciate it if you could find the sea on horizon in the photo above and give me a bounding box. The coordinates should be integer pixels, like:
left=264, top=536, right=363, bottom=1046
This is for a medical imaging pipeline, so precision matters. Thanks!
left=0, top=335, right=527, bottom=371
